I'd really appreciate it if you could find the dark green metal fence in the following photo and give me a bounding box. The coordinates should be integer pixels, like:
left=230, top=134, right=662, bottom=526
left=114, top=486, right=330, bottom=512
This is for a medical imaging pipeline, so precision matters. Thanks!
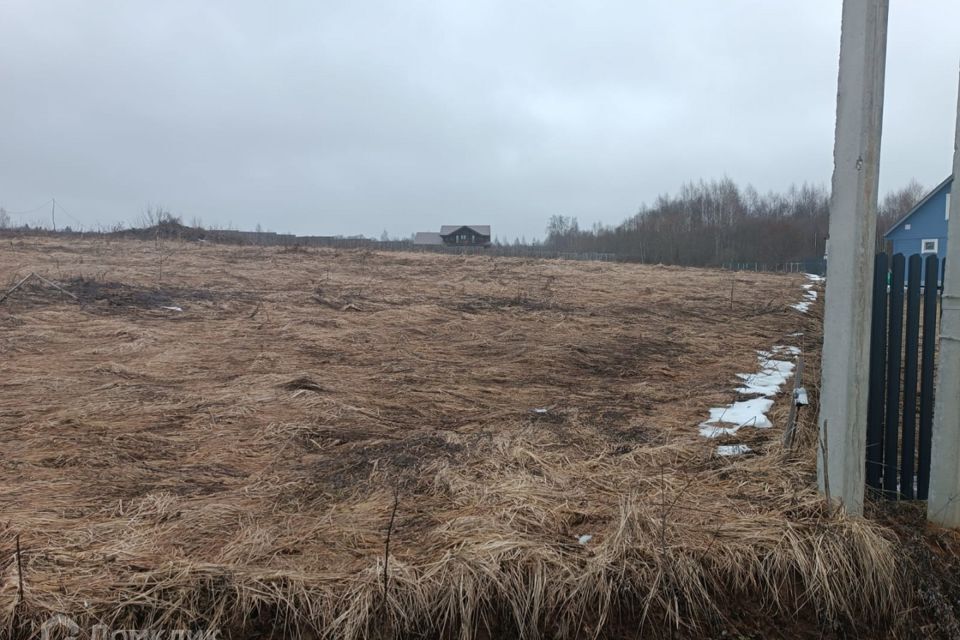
left=866, top=253, right=941, bottom=499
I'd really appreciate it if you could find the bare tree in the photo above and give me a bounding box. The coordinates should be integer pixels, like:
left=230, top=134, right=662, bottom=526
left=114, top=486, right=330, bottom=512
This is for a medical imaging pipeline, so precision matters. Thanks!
left=135, top=204, right=183, bottom=284
left=139, top=204, right=180, bottom=229
left=537, top=177, right=934, bottom=266
left=877, top=179, right=925, bottom=242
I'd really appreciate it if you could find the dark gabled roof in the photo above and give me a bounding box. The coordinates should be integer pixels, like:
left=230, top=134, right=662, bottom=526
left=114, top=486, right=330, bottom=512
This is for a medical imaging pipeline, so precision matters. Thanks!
left=439, top=225, right=491, bottom=237
left=413, top=232, right=444, bottom=245
left=884, top=175, right=952, bottom=238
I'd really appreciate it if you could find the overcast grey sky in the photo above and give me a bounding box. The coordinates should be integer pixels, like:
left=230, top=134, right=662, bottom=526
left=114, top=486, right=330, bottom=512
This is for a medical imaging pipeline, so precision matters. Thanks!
left=1, top=1, right=959, bottom=240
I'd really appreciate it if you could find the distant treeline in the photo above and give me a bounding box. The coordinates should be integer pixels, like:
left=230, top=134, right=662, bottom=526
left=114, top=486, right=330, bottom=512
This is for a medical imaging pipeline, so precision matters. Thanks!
left=0, top=209, right=390, bottom=250
left=540, top=177, right=925, bottom=267
left=1, top=180, right=927, bottom=269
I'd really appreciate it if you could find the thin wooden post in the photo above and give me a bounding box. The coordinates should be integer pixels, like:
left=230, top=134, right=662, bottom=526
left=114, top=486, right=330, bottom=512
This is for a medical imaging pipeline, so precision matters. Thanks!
left=783, top=352, right=805, bottom=449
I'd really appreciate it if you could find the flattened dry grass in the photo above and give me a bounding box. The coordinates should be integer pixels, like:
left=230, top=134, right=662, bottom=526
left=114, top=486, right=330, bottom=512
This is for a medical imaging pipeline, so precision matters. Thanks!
left=0, top=237, right=904, bottom=638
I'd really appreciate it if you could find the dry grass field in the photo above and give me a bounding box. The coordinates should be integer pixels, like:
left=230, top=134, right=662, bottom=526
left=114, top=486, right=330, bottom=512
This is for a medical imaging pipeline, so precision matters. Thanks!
left=0, top=237, right=904, bottom=638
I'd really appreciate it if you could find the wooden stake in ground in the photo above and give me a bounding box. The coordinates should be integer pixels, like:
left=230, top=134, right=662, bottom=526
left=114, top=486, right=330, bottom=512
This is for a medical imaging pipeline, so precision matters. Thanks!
left=382, top=487, right=399, bottom=604
left=820, top=421, right=833, bottom=518
left=15, top=534, right=24, bottom=604
left=783, top=351, right=805, bottom=449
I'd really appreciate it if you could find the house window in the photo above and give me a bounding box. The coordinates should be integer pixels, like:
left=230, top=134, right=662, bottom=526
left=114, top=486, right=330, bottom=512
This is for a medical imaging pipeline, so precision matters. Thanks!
left=905, top=223, right=911, bottom=230
left=921, top=239, right=939, bottom=254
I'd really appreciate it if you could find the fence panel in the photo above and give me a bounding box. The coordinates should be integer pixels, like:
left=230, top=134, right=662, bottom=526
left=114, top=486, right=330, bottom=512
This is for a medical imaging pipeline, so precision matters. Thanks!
left=867, top=252, right=941, bottom=500
left=722, top=259, right=826, bottom=275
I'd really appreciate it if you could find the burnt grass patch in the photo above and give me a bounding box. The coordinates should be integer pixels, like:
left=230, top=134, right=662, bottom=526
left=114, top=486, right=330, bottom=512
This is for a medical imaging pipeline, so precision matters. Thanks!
left=66, top=278, right=212, bottom=308
left=2, top=277, right=227, bottom=310
left=59, top=277, right=255, bottom=312
left=451, top=294, right=579, bottom=314
left=569, top=336, right=688, bottom=378
left=309, top=433, right=467, bottom=495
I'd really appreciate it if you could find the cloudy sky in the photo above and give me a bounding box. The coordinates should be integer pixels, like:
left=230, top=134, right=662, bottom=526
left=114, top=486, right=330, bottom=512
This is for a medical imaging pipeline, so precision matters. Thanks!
left=1, top=1, right=959, bottom=241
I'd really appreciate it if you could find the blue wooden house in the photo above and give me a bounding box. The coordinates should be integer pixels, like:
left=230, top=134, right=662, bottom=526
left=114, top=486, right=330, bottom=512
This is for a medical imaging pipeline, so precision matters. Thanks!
left=884, top=176, right=951, bottom=279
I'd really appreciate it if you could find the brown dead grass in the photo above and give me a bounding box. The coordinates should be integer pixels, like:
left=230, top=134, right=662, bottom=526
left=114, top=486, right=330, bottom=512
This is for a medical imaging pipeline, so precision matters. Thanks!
left=0, top=237, right=903, bottom=638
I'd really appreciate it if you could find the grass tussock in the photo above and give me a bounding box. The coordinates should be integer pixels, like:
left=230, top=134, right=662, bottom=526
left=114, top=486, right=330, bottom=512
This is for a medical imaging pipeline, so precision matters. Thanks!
left=0, top=237, right=906, bottom=638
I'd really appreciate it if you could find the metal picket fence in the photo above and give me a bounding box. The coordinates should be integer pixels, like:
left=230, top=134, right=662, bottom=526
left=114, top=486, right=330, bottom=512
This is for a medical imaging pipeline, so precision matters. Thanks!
left=866, top=253, right=942, bottom=499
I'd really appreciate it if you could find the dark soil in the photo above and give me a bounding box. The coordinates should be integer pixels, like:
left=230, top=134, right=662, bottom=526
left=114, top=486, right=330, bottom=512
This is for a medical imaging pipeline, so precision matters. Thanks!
left=1, top=276, right=263, bottom=313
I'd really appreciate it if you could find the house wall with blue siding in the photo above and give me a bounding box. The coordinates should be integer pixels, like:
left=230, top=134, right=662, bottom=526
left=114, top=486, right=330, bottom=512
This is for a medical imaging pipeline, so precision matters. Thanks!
left=884, top=177, right=951, bottom=281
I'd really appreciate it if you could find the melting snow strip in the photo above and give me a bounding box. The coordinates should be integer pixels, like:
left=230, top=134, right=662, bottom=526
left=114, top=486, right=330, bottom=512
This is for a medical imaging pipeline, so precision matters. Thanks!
left=791, top=289, right=817, bottom=313
left=701, top=279, right=812, bottom=452
left=735, top=351, right=795, bottom=396
left=716, top=444, right=752, bottom=456
left=699, top=346, right=797, bottom=439
left=792, top=274, right=822, bottom=313
left=699, top=397, right=776, bottom=436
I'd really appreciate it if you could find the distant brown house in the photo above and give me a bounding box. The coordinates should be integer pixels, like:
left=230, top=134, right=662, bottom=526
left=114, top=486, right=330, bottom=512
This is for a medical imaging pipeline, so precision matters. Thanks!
left=414, top=225, right=491, bottom=248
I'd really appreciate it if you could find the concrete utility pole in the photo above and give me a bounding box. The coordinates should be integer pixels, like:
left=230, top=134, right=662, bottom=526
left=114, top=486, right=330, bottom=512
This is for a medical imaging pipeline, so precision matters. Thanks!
left=928, top=68, right=960, bottom=528
left=818, top=0, right=889, bottom=516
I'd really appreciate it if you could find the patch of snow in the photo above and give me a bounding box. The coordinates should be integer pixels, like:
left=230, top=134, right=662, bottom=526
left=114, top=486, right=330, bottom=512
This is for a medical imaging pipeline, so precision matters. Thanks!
left=699, top=280, right=814, bottom=458
left=577, top=534, right=593, bottom=545
left=532, top=408, right=549, bottom=414
left=790, top=292, right=816, bottom=313
left=716, top=444, right=752, bottom=456
left=805, top=273, right=825, bottom=282
left=735, top=351, right=795, bottom=396
left=792, top=279, right=820, bottom=313
left=794, top=387, right=809, bottom=406
left=160, top=306, right=183, bottom=312
left=700, top=347, right=798, bottom=438
left=772, top=345, right=801, bottom=356
left=699, top=397, right=775, bottom=436
left=735, top=371, right=786, bottom=397
left=699, top=424, right=739, bottom=438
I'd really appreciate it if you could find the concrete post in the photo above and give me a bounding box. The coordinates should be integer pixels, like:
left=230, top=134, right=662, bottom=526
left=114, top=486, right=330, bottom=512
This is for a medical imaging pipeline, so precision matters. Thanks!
left=817, top=0, right=888, bottom=516
left=927, top=67, right=960, bottom=528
